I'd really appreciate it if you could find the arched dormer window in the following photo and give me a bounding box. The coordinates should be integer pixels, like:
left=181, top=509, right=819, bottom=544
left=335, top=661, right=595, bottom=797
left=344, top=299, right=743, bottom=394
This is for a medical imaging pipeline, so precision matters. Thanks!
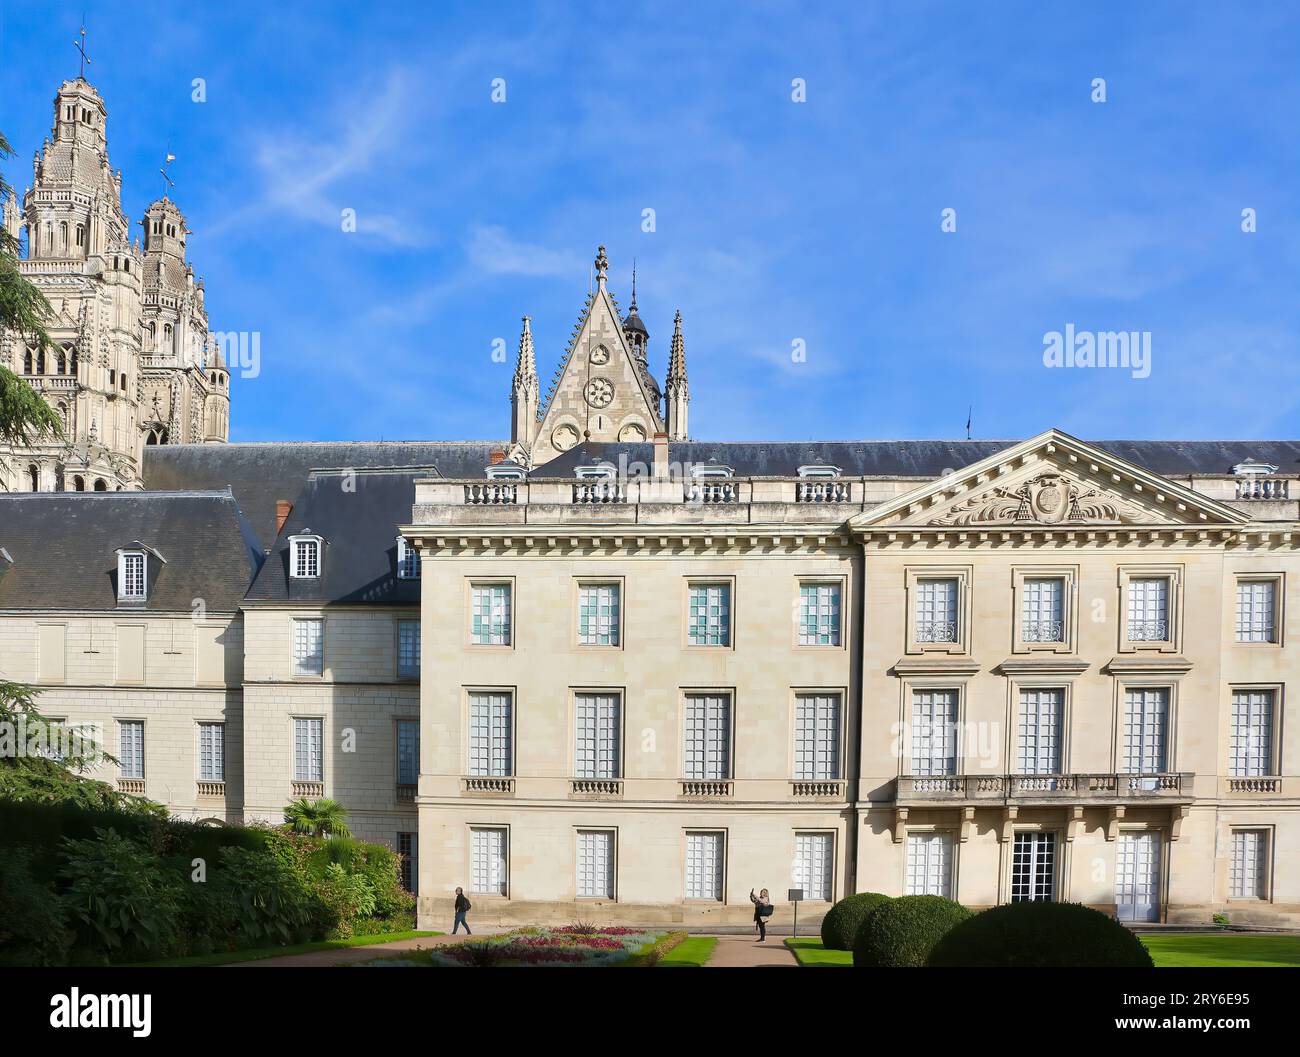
left=289, top=533, right=323, bottom=578
left=93, top=479, right=107, bottom=491
left=35, top=350, right=46, bottom=375
left=23, top=350, right=33, bottom=374
left=27, top=465, right=39, bottom=491
left=574, top=462, right=618, bottom=481
left=796, top=464, right=842, bottom=479
left=55, top=349, right=67, bottom=374
left=73, top=475, right=85, bottom=491
left=397, top=537, right=421, bottom=580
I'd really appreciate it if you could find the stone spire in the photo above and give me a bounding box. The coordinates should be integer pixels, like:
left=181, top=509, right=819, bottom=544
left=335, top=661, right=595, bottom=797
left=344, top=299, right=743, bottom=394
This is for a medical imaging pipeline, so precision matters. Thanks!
left=666, top=309, right=689, bottom=440
left=511, top=314, right=539, bottom=447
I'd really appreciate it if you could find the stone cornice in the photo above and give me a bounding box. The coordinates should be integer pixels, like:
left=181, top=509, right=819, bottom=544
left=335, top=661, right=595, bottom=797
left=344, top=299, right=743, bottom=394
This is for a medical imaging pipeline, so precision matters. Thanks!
left=402, top=525, right=855, bottom=557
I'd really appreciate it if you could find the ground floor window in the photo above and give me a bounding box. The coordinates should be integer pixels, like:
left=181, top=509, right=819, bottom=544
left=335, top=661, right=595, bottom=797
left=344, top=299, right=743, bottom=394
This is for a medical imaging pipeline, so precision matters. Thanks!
left=397, top=832, right=418, bottom=894
left=1230, top=829, right=1268, bottom=900
left=792, top=831, right=834, bottom=901
left=906, top=831, right=953, bottom=897
left=685, top=831, right=724, bottom=901
left=470, top=827, right=508, bottom=896
left=576, top=829, right=615, bottom=899
left=1011, top=831, right=1056, bottom=902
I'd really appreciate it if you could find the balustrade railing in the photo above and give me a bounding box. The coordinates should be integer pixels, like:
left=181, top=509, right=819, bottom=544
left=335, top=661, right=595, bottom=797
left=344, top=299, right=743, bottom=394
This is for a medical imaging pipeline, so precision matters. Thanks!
left=794, top=480, right=850, bottom=503
left=464, top=482, right=518, bottom=505
left=1236, top=477, right=1290, bottom=500
left=897, top=772, right=1192, bottom=802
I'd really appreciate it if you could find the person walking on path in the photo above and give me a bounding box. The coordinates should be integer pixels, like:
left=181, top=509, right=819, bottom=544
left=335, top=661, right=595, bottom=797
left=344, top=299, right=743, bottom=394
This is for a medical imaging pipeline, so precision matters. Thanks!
left=750, top=888, right=772, bottom=942
left=452, top=887, right=472, bottom=935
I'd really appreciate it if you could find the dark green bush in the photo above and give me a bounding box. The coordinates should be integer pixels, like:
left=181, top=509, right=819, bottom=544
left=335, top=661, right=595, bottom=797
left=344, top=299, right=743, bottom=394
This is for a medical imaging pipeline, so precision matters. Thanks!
left=0, top=847, right=73, bottom=966
left=820, top=892, right=891, bottom=951
left=214, top=844, right=320, bottom=947
left=928, top=901, right=1155, bottom=967
left=853, top=894, right=971, bottom=967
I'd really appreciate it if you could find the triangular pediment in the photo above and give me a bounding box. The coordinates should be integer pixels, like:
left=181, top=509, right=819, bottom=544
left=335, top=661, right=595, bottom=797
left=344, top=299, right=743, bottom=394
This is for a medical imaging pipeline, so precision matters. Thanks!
left=852, top=430, right=1247, bottom=530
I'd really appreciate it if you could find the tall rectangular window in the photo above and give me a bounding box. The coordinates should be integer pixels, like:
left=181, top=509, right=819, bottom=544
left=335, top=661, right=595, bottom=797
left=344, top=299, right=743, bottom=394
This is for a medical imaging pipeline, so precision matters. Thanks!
left=293, top=718, right=323, bottom=782
left=687, top=583, right=731, bottom=646
left=1018, top=689, right=1063, bottom=775
left=910, top=689, right=957, bottom=776
left=683, top=694, right=732, bottom=780
left=1127, top=577, right=1169, bottom=641
left=1229, top=830, right=1268, bottom=900
left=470, top=584, right=512, bottom=645
left=119, top=720, right=144, bottom=779
left=576, top=830, right=615, bottom=899
left=198, top=722, right=224, bottom=781
left=1230, top=689, right=1274, bottom=777
left=397, top=832, right=418, bottom=894
left=794, top=693, right=841, bottom=780
left=915, top=578, right=958, bottom=643
left=577, top=583, right=620, bottom=646
left=470, top=827, right=507, bottom=896
left=1124, top=688, right=1169, bottom=774
left=1022, top=578, right=1064, bottom=642
left=292, top=538, right=320, bottom=578
left=793, top=832, right=834, bottom=901
left=396, top=719, right=419, bottom=787
left=685, top=832, right=724, bottom=901
left=397, top=619, right=420, bottom=679
left=292, top=619, right=323, bottom=677
left=574, top=693, right=621, bottom=779
left=468, top=691, right=513, bottom=776
left=118, top=552, right=146, bottom=600
left=799, top=583, right=841, bottom=646
left=1011, top=832, right=1056, bottom=902
left=1236, top=581, right=1277, bottom=643
left=906, top=832, right=953, bottom=897
left=397, top=537, right=421, bottom=580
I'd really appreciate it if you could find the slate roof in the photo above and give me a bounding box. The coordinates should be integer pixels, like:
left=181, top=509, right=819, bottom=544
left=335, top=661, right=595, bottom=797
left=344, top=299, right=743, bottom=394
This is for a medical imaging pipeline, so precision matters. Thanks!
left=0, top=491, right=261, bottom=613
left=243, top=469, right=424, bottom=606
left=142, top=441, right=504, bottom=552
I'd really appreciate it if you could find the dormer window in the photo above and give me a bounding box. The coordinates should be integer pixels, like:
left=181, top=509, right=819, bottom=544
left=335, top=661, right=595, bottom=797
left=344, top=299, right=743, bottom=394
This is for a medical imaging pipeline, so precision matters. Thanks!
left=575, top=462, right=618, bottom=480
left=690, top=463, right=734, bottom=479
left=1233, top=460, right=1278, bottom=476
left=289, top=534, right=323, bottom=579
left=486, top=461, right=526, bottom=480
left=118, top=550, right=147, bottom=600
left=797, top=464, right=842, bottom=479
left=397, top=536, right=421, bottom=580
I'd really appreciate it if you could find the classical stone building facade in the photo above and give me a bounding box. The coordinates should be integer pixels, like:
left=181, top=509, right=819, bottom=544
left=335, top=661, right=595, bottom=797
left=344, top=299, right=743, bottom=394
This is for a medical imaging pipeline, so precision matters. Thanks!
left=0, top=76, right=229, bottom=495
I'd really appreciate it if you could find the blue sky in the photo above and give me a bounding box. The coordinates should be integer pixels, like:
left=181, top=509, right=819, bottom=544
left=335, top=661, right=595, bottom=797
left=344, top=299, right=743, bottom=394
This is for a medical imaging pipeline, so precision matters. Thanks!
left=3, top=1, right=1298, bottom=443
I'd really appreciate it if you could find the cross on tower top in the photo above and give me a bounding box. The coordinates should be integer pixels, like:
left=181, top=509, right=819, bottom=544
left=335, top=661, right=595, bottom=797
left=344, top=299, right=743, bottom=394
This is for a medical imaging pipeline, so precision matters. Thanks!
left=73, top=22, right=91, bottom=80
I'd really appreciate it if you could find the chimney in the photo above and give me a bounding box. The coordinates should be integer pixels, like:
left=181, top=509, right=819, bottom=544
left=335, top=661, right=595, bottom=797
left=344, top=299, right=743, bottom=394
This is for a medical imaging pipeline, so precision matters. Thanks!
left=275, top=499, right=293, bottom=535
left=653, top=432, right=669, bottom=478
left=489, top=448, right=506, bottom=465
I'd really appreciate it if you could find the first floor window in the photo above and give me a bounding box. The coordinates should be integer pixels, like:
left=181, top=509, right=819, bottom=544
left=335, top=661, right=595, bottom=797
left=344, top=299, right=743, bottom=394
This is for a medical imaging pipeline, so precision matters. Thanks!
left=1127, top=577, right=1169, bottom=641
left=470, top=827, right=507, bottom=896
left=685, top=831, right=724, bottom=901
left=292, top=619, right=323, bottom=677
left=396, top=719, right=419, bottom=787
left=397, top=832, right=418, bottom=894
left=468, top=691, right=513, bottom=776
left=906, top=832, right=953, bottom=897
left=1229, top=830, right=1268, bottom=900
left=397, top=619, right=420, bottom=679
left=293, top=717, right=323, bottom=782
left=1022, top=577, right=1065, bottom=642
left=119, top=720, right=144, bottom=779
left=798, top=582, right=841, bottom=646
left=794, top=693, right=841, bottom=780
left=687, top=583, right=731, bottom=646
left=1124, top=687, right=1169, bottom=775
left=198, top=722, right=224, bottom=781
left=1236, top=580, right=1277, bottom=643
left=1011, top=832, right=1056, bottom=902
left=577, top=830, right=615, bottom=899
left=574, top=693, right=621, bottom=779
left=911, top=689, right=957, bottom=776
left=683, top=694, right=732, bottom=780
left=915, top=578, right=958, bottom=643
left=792, top=832, right=834, bottom=902
left=578, top=583, right=620, bottom=646
left=1018, top=688, right=1063, bottom=776
left=1230, top=689, right=1274, bottom=777
left=470, top=583, right=512, bottom=645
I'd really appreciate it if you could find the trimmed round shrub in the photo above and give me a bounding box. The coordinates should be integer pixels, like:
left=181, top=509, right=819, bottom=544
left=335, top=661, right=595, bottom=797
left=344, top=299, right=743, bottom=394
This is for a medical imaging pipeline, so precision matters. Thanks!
left=852, top=894, right=971, bottom=967
left=820, top=892, right=891, bottom=951
left=928, top=901, right=1154, bottom=967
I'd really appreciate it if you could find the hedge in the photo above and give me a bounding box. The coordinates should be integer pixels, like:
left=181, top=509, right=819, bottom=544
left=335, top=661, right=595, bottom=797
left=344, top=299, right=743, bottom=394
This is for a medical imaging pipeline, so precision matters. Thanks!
left=852, top=895, right=971, bottom=967
left=820, top=892, right=892, bottom=951
left=927, top=901, right=1155, bottom=967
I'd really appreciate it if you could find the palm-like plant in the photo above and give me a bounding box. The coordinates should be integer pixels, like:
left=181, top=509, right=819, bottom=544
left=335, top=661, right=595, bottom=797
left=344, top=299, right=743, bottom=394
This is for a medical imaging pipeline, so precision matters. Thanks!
left=284, top=797, right=351, bottom=839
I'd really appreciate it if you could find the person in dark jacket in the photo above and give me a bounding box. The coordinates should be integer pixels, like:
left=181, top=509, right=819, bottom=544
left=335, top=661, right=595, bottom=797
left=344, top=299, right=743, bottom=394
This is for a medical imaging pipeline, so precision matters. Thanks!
left=453, top=887, right=472, bottom=934
left=750, top=888, right=772, bottom=942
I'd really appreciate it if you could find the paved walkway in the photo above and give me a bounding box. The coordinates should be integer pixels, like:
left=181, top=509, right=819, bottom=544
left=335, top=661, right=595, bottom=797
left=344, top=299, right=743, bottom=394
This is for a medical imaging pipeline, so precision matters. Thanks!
left=231, top=931, right=495, bottom=967
left=703, top=933, right=798, bottom=968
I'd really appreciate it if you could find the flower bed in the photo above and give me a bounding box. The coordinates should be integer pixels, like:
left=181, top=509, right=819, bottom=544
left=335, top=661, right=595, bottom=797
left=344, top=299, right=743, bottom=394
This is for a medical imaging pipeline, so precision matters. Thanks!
left=367, top=926, right=667, bottom=967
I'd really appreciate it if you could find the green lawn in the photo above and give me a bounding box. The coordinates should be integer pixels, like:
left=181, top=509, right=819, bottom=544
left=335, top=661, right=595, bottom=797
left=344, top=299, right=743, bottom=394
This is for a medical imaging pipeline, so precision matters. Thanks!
left=785, top=937, right=852, bottom=966
left=657, top=936, right=717, bottom=966
left=1139, top=933, right=1300, bottom=968
left=126, top=930, right=440, bottom=967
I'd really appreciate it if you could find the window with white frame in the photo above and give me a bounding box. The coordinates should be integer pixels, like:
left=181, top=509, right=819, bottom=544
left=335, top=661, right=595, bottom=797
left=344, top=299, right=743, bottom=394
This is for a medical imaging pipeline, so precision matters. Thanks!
left=685, top=831, right=724, bottom=901
left=119, top=720, right=144, bottom=779
left=1022, top=578, right=1065, bottom=643
left=470, top=583, right=511, bottom=645
left=576, top=830, right=615, bottom=899
left=906, top=832, right=953, bottom=897
left=794, top=693, right=841, bottom=780
left=396, top=537, right=421, bottom=580
left=290, top=536, right=321, bottom=578
left=683, top=694, right=731, bottom=779
left=793, top=832, right=834, bottom=901
left=292, top=717, right=323, bottom=782
left=798, top=582, right=841, bottom=646
left=910, top=689, right=957, bottom=776
left=915, top=578, right=958, bottom=643
left=118, top=551, right=146, bottom=600
left=1230, top=689, right=1275, bottom=777
left=396, top=719, right=419, bottom=787
left=1127, top=577, right=1170, bottom=641
left=292, top=618, right=323, bottom=677
left=470, top=827, right=508, bottom=896
left=1017, top=688, right=1063, bottom=776
left=397, top=619, right=420, bottom=679
left=687, top=583, right=731, bottom=646
left=468, top=691, right=513, bottom=776
left=1229, top=830, right=1268, bottom=900
left=198, top=722, right=224, bottom=781
left=1124, top=688, right=1169, bottom=775
left=1236, top=580, right=1278, bottom=643
left=577, top=583, right=620, bottom=646
left=397, top=831, right=418, bottom=894
left=574, top=693, right=621, bottom=779
left=1011, top=831, right=1056, bottom=902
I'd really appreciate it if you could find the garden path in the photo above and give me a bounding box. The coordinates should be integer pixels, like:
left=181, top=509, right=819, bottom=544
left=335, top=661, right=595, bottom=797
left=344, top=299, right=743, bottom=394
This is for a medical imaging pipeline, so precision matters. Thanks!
left=703, top=934, right=798, bottom=968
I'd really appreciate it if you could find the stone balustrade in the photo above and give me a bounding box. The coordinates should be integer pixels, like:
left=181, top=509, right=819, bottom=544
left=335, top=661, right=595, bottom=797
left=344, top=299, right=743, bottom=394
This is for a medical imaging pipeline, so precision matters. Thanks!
left=896, top=772, right=1194, bottom=804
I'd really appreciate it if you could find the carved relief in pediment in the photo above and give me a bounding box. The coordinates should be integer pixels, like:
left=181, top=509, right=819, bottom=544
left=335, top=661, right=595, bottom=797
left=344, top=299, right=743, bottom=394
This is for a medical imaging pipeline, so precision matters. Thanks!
left=930, top=471, right=1145, bottom=527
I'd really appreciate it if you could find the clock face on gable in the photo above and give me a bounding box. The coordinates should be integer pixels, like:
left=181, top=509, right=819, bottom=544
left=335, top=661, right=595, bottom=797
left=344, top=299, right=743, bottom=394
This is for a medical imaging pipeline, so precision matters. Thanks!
left=584, top=377, right=614, bottom=408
